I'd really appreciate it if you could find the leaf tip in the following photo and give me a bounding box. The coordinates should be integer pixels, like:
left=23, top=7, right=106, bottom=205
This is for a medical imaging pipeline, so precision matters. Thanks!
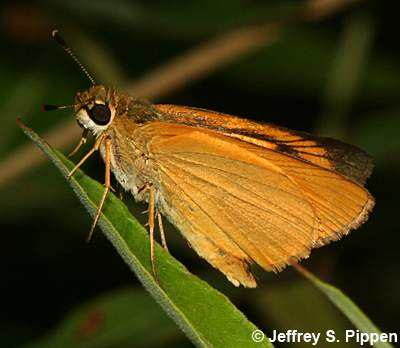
left=16, top=117, right=32, bottom=135
left=16, top=116, right=24, bottom=128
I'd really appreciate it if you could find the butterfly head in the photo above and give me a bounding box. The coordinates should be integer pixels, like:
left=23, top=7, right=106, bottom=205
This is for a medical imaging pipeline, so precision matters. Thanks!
left=74, top=85, right=119, bottom=136
left=42, top=31, right=143, bottom=136
left=41, top=31, right=123, bottom=136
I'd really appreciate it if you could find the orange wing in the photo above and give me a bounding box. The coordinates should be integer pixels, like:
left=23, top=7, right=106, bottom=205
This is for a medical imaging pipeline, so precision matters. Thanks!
left=140, top=122, right=373, bottom=287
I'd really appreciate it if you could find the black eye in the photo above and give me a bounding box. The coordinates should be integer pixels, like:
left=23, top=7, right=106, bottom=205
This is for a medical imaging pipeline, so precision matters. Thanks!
left=88, top=103, right=111, bottom=125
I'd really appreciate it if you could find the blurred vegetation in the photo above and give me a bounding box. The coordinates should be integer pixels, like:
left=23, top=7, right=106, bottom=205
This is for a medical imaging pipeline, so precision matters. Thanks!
left=1, top=0, right=399, bottom=347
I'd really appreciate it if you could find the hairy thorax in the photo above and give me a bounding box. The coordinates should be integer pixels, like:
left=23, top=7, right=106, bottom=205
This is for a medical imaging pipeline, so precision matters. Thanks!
left=98, top=117, right=158, bottom=202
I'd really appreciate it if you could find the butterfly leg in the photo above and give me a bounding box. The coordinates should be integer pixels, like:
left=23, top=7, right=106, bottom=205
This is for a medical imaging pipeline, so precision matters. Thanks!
left=68, top=133, right=105, bottom=178
left=148, top=184, right=160, bottom=283
left=157, top=211, right=169, bottom=252
left=138, top=182, right=159, bottom=283
left=68, top=129, right=89, bottom=157
left=86, top=136, right=112, bottom=242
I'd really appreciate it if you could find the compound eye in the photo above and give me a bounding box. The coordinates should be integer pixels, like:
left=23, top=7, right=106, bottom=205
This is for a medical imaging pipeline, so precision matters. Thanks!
left=88, top=103, right=111, bottom=125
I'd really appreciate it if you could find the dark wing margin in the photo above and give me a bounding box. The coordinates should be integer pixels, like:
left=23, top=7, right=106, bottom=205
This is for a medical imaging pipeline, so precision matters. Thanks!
left=155, top=105, right=374, bottom=186
left=271, top=132, right=374, bottom=186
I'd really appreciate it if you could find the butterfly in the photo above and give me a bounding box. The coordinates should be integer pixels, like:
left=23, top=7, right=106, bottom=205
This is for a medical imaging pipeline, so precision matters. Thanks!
left=44, top=30, right=374, bottom=287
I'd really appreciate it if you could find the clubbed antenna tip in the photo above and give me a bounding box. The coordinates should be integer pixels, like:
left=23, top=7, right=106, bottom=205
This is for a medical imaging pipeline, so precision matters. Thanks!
left=51, top=29, right=96, bottom=86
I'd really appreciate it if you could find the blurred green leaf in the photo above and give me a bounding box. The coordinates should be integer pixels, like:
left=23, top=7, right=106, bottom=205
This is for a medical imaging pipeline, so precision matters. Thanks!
left=255, top=280, right=359, bottom=348
left=0, top=71, right=47, bottom=155
left=295, top=265, right=393, bottom=348
left=22, top=288, right=182, bottom=348
left=19, top=121, right=273, bottom=348
left=353, top=108, right=400, bottom=165
left=318, top=12, right=375, bottom=139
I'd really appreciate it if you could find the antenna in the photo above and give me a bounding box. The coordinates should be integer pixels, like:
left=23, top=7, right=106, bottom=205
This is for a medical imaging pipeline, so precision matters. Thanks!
left=52, top=29, right=96, bottom=86
left=41, top=104, right=76, bottom=112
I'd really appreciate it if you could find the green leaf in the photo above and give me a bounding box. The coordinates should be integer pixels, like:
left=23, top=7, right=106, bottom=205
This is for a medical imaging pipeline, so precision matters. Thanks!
left=18, top=120, right=273, bottom=348
left=254, top=280, right=360, bottom=348
left=22, top=288, right=182, bottom=348
left=353, top=108, right=400, bottom=165
left=294, top=264, right=394, bottom=348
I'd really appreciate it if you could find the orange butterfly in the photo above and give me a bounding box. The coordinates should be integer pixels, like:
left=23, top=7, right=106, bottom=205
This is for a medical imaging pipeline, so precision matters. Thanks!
left=44, top=30, right=374, bottom=287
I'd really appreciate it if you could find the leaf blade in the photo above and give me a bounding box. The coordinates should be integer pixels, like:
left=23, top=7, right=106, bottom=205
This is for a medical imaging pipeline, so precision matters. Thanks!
left=294, top=264, right=394, bottom=348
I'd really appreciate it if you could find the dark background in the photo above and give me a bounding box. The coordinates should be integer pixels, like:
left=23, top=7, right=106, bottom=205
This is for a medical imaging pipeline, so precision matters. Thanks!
left=0, top=1, right=399, bottom=347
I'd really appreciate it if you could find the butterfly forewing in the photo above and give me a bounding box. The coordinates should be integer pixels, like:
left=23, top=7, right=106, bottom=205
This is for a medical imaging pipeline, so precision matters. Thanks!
left=156, top=105, right=373, bottom=185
